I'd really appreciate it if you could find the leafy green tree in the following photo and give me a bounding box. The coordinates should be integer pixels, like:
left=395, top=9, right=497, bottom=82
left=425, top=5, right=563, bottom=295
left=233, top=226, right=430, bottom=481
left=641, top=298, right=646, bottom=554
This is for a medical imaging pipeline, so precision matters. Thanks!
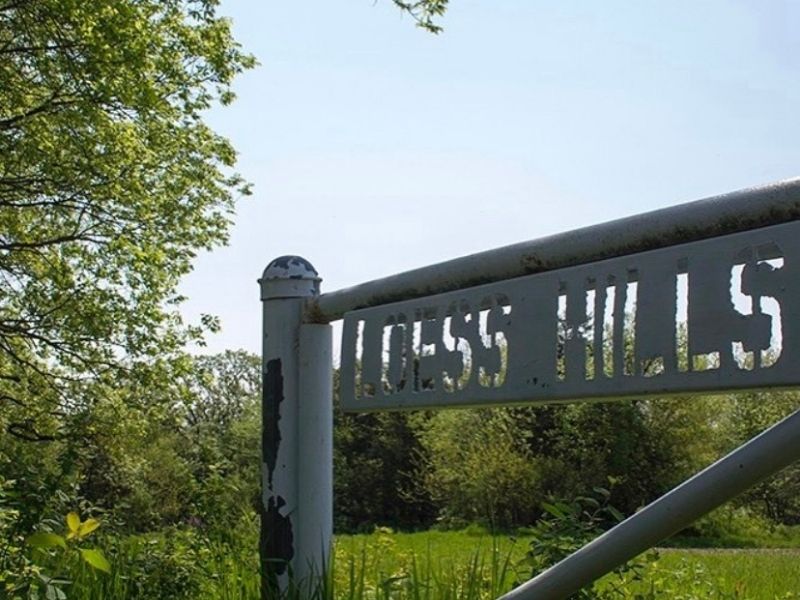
left=183, top=350, right=261, bottom=432
left=392, top=0, right=449, bottom=32
left=75, top=351, right=262, bottom=533
left=178, top=351, right=262, bottom=533
left=418, top=408, right=542, bottom=529
left=524, top=398, right=720, bottom=517
left=415, top=396, right=722, bottom=529
left=334, top=373, right=436, bottom=531
left=0, top=0, right=254, bottom=442
left=719, top=391, right=800, bottom=524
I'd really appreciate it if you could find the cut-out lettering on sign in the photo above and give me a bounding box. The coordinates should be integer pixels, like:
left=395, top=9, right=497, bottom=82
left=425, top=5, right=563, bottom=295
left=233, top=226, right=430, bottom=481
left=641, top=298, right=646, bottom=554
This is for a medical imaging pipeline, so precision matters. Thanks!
left=340, top=222, right=800, bottom=411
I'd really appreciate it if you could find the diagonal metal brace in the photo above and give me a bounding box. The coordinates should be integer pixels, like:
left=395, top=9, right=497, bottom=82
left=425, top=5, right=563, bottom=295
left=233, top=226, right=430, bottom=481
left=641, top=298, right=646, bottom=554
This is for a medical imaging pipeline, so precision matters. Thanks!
left=499, top=405, right=800, bottom=600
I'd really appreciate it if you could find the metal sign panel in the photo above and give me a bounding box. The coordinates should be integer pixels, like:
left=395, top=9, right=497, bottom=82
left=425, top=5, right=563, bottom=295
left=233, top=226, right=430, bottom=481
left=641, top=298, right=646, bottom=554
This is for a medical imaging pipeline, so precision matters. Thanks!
left=340, top=221, right=800, bottom=411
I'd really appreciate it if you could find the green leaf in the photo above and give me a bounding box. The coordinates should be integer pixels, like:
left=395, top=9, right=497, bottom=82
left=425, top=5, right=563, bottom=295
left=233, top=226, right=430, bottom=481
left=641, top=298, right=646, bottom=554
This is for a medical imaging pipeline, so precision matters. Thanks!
left=576, top=496, right=600, bottom=508
left=80, top=548, right=111, bottom=573
left=77, top=518, right=100, bottom=539
left=607, top=506, right=625, bottom=522
left=27, top=532, right=66, bottom=550
left=45, top=584, right=67, bottom=600
left=66, top=512, right=80, bottom=536
left=541, top=502, right=566, bottom=519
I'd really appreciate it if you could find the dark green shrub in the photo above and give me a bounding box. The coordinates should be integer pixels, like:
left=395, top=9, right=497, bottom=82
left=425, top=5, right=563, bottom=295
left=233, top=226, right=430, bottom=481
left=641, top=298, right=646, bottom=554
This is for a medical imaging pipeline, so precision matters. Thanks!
left=521, top=487, right=654, bottom=599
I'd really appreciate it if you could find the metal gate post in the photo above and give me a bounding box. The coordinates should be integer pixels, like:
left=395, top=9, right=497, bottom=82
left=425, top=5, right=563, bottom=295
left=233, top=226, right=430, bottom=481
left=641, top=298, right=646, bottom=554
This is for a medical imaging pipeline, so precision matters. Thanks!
left=259, top=256, right=333, bottom=598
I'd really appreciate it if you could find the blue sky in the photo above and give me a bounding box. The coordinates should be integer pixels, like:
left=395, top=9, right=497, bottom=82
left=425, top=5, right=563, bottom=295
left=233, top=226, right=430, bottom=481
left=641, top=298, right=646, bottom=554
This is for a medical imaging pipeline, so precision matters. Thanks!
left=179, top=0, right=800, bottom=356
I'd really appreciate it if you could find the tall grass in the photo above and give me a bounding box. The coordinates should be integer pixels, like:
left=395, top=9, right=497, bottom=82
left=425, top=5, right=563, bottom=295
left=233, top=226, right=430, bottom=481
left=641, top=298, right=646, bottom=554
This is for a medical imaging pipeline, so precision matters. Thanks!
left=58, top=528, right=519, bottom=600
left=47, top=529, right=800, bottom=599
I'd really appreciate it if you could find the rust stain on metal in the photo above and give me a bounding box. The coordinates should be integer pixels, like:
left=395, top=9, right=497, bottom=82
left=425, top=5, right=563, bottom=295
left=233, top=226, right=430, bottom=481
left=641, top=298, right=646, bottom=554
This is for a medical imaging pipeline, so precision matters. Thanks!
left=304, top=300, right=327, bottom=324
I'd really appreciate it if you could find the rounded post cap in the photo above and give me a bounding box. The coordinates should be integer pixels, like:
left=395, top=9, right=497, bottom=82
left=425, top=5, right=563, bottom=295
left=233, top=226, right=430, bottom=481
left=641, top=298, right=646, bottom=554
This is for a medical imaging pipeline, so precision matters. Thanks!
left=260, top=256, right=321, bottom=300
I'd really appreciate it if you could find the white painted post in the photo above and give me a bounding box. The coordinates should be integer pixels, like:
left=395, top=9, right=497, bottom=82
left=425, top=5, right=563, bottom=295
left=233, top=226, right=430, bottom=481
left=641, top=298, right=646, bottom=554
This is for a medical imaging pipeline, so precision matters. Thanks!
left=297, top=324, right=333, bottom=580
left=259, top=256, right=332, bottom=598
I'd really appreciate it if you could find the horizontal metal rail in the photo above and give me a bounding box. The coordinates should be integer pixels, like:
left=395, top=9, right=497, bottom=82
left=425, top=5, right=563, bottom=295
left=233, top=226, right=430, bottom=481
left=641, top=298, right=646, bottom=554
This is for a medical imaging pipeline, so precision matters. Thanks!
left=313, top=177, right=800, bottom=321
left=499, top=406, right=800, bottom=600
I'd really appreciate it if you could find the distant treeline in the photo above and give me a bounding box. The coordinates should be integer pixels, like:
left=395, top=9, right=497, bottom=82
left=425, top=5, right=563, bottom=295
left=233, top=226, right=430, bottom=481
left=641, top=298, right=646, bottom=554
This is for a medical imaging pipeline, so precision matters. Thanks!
left=3, top=350, right=800, bottom=545
left=335, top=371, right=800, bottom=532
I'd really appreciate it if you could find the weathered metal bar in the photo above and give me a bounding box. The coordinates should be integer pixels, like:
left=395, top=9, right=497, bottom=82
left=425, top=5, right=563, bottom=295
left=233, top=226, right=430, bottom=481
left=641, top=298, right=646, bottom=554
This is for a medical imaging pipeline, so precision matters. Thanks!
left=341, top=220, right=800, bottom=411
left=259, top=256, right=329, bottom=598
left=314, top=177, right=800, bottom=321
left=499, top=406, right=800, bottom=600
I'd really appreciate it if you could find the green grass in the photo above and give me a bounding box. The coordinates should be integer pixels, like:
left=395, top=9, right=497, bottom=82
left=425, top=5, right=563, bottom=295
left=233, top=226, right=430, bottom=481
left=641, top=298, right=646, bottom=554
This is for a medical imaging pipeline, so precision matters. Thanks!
left=31, top=528, right=800, bottom=599
left=630, top=548, right=800, bottom=599
left=335, top=530, right=800, bottom=599
left=666, top=524, right=800, bottom=549
left=336, top=528, right=532, bottom=570
left=332, top=528, right=524, bottom=599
